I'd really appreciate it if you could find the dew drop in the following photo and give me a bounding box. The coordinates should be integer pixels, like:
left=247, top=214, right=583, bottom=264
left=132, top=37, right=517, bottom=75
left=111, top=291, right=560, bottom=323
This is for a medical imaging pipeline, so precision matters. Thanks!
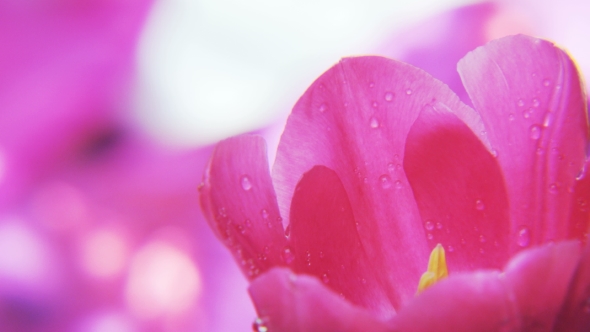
left=370, top=117, right=379, bottom=129
left=543, top=113, right=552, bottom=127
left=318, top=103, right=328, bottom=112
left=523, top=109, right=532, bottom=119
left=387, top=163, right=395, bottom=172
left=240, top=175, right=253, bottom=191
left=369, top=82, right=375, bottom=88
left=475, top=199, right=485, bottom=211
left=394, top=180, right=402, bottom=189
left=479, top=235, right=486, bottom=243
left=361, top=278, right=367, bottom=284
left=237, top=224, right=245, bottom=234
left=384, top=91, right=394, bottom=101
left=490, top=149, right=498, bottom=158
left=282, top=246, right=295, bottom=264
left=549, top=183, right=559, bottom=194
left=529, top=125, right=542, bottom=140
left=261, top=209, right=269, bottom=219
left=436, top=222, right=443, bottom=230
left=379, top=174, right=392, bottom=189
left=405, top=89, right=412, bottom=95
left=532, top=98, right=540, bottom=108
left=245, top=219, right=252, bottom=228
left=252, top=317, right=269, bottom=332
left=447, top=245, right=454, bottom=253
left=427, top=233, right=434, bottom=240
left=543, top=79, right=551, bottom=87
left=517, top=226, right=530, bottom=247
left=424, top=220, right=434, bottom=231
left=508, top=113, right=515, bottom=121
left=576, top=165, right=587, bottom=181
left=517, top=99, right=525, bottom=107
left=284, top=224, right=291, bottom=237
left=536, top=147, right=544, bottom=155
left=372, top=101, right=378, bottom=108
left=322, top=273, right=330, bottom=284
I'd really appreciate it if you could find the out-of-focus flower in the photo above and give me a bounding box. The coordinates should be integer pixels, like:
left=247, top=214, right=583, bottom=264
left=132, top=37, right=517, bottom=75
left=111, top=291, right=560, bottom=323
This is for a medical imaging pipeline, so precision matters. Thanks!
left=200, top=35, right=590, bottom=331
left=0, top=1, right=254, bottom=331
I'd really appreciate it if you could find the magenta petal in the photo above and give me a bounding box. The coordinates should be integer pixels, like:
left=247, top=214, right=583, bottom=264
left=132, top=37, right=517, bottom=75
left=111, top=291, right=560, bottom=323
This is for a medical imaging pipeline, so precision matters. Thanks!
left=392, top=271, right=515, bottom=332
left=199, top=135, right=287, bottom=279
left=458, top=35, right=589, bottom=249
left=249, top=268, right=393, bottom=332
left=273, top=56, right=482, bottom=307
left=503, top=241, right=581, bottom=329
left=288, top=165, right=394, bottom=316
left=404, top=104, right=510, bottom=271
left=554, top=241, right=590, bottom=330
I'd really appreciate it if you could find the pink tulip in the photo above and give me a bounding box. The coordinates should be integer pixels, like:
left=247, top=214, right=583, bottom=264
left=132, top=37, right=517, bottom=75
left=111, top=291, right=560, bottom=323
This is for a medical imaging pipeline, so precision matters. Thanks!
left=200, top=35, right=590, bottom=331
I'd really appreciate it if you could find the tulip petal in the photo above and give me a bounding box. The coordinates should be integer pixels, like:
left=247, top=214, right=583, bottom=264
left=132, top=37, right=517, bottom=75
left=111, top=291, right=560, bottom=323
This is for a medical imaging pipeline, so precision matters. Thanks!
left=554, top=241, right=590, bottom=330
left=249, top=268, right=393, bottom=332
left=199, top=135, right=287, bottom=279
left=273, top=56, right=485, bottom=307
left=458, top=35, right=589, bottom=250
left=392, top=271, right=516, bottom=332
left=392, top=241, right=581, bottom=331
left=288, top=165, right=394, bottom=315
left=503, top=241, right=581, bottom=329
left=404, top=104, right=510, bottom=271
left=567, top=158, right=590, bottom=240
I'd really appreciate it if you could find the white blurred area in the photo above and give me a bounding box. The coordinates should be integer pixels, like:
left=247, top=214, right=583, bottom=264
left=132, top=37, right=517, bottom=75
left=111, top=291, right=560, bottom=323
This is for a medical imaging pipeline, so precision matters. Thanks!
left=134, top=0, right=477, bottom=147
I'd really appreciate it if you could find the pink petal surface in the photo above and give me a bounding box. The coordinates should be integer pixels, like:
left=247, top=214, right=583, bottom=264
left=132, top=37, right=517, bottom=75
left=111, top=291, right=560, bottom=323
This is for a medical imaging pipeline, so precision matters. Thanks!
left=288, top=165, right=393, bottom=316
left=503, top=241, right=581, bottom=329
left=458, top=35, right=589, bottom=250
left=554, top=240, right=590, bottom=330
left=200, top=135, right=287, bottom=279
left=273, top=56, right=487, bottom=308
left=249, top=268, right=393, bottom=332
left=404, top=104, right=510, bottom=271
left=393, top=241, right=581, bottom=331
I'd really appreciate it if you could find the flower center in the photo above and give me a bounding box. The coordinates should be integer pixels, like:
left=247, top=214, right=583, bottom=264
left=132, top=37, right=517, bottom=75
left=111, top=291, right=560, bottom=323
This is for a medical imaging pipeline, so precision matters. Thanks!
left=417, top=243, right=448, bottom=293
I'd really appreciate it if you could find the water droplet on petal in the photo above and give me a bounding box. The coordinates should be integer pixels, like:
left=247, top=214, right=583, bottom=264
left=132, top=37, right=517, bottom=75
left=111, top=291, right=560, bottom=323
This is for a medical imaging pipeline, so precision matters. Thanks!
left=405, top=89, right=412, bottom=95
left=253, top=317, right=269, bottom=332
left=543, top=79, right=551, bottom=87
left=318, top=103, right=328, bottom=112
left=517, top=99, right=525, bottom=107
left=379, top=174, right=392, bottom=189
left=361, top=278, right=367, bottom=284
left=240, top=175, right=253, bottom=191
left=530, top=125, right=542, bottom=140
left=447, top=245, right=454, bottom=253
left=261, top=209, right=269, bottom=219
left=517, top=226, right=530, bottom=247
left=384, top=92, right=394, bottom=101
left=394, top=180, right=402, bottom=189
left=245, top=219, right=252, bottom=228
left=427, top=233, right=434, bottom=240
left=282, top=246, right=295, bottom=264
left=436, top=222, right=443, bottom=230
left=543, top=113, right=552, bottom=127
left=369, top=82, right=375, bottom=88
left=475, top=200, right=485, bottom=211
left=532, top=98, right=540, bottom=108
left=479, top=235, right=486, bottom=243
left=508, top=113, right=515, bottom=121
left=576, top=165, right=587, bottom=181
left=490, top=149, right=498, bottom=158
left=370, top=117, right=379, bottom=129
left=387, top=163, right=395, bottom=172
left=549, top=183, right=560, bottom=194
left=322, top=273, right=330, bottom=284
left=372, top=101, right=378, bottom=108
left=424, top=220, right=434, bottom=231
left=523, top=108, right=533, bottom=119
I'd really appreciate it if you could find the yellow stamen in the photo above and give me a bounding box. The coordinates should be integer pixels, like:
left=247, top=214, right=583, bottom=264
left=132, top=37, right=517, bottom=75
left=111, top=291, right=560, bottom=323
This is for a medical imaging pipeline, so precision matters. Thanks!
left=417, top=243, right=448, bottom=293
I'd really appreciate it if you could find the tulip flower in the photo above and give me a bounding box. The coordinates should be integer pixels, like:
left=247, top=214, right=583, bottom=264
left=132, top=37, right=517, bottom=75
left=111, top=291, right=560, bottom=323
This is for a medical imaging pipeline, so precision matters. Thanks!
left=199, top=34, right=590, bottom=331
